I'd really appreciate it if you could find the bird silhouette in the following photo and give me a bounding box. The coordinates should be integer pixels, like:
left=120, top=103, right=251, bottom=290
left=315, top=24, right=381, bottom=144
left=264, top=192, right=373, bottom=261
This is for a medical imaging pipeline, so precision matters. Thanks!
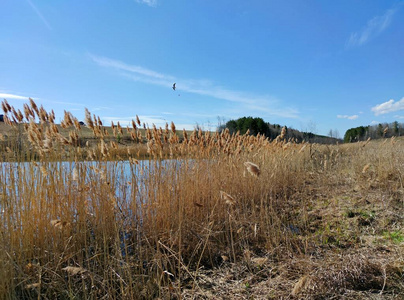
left=172, top=83, right=176, bottom=91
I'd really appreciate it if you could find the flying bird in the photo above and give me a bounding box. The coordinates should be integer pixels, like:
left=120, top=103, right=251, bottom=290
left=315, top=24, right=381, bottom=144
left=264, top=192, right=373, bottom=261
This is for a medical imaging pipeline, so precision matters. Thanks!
left=172, top=83, right=176, bottom=91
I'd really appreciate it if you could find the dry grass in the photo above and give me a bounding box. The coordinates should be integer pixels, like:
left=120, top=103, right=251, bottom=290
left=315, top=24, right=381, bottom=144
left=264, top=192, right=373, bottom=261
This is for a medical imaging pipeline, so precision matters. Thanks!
left=0, top=100, right=403, bottom=299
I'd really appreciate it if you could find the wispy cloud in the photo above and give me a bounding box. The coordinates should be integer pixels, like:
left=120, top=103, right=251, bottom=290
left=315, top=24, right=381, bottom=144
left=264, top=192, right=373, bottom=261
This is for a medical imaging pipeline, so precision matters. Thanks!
left=26, top=0, right=52, bottom=30
left=371, top=97, right=404, bottom=116
left=337, top=114, right=359, bottom=120
left=0, top=93, right=31, bottom=100
left=90, top=55, right=172, bottom=81
left=90, top=54, right=299, bottom=119
left=346, top=5, right=400, bottom=47
left=134, top=0, right=157, bottom=7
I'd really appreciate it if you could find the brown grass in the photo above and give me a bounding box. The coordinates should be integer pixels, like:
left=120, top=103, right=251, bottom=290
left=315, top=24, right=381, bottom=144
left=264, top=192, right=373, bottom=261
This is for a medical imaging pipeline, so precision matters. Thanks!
left=0, top=100, right=403, bottom=299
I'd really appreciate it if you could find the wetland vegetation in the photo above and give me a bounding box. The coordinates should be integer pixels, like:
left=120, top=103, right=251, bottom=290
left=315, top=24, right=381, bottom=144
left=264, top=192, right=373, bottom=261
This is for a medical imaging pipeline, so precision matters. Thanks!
left=0, top=99, right=403, bottom=299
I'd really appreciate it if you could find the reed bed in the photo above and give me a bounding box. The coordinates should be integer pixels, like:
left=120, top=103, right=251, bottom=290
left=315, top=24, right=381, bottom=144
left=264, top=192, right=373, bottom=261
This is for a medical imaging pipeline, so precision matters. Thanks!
left=0, top=99, right=403, bottom=299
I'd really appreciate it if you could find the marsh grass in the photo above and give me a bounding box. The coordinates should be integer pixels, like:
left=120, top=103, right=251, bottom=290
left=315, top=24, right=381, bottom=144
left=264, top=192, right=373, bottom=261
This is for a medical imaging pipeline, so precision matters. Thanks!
left=0, top=100, right=403, bottom=299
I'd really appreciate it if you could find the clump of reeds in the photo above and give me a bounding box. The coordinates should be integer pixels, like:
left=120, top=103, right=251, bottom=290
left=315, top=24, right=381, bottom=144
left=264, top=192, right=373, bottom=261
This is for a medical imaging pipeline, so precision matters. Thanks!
left=0, top=98, right=403, bottom=299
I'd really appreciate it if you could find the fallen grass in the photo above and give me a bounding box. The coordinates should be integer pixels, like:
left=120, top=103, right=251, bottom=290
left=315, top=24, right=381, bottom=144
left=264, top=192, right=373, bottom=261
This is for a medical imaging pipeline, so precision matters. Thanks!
left=0, top=99, right=403, bottom=299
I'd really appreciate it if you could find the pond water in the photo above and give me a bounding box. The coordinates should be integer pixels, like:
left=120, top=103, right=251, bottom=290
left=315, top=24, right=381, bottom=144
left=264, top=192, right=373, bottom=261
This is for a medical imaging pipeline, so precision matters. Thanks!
left=0, top=159, right=189, bottom=217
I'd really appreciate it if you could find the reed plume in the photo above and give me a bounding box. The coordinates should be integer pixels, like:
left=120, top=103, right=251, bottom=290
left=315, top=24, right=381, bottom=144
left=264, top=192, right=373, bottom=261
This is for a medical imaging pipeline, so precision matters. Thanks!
left=244, top=161, right=261, bottom=177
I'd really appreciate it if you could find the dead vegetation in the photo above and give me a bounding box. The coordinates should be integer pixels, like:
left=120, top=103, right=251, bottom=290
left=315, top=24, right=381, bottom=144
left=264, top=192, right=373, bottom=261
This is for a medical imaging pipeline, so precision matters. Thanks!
left=0, top=99, right=403, bottom=299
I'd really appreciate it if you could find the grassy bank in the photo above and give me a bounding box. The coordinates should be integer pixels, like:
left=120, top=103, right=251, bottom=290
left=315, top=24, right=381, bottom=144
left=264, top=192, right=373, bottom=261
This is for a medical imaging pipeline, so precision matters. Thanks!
left=0, top=100, right=403, bottom=299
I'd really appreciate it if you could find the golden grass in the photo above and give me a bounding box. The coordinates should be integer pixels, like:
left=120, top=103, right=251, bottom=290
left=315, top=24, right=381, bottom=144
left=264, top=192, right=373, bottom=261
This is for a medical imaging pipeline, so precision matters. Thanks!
left=0, top=99, right=403, bottom=299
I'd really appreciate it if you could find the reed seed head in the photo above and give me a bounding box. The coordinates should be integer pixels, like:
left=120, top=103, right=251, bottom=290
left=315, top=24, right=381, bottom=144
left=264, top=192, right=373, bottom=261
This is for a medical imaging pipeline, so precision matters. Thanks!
left=244, top=161, right=261, bottom=177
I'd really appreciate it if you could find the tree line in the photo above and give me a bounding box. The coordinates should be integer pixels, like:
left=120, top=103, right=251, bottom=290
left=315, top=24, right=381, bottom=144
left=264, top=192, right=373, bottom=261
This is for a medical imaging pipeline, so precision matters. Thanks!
left=219, top=116, right=339, bottom=144
left=344, top=121, right=404, bottom=143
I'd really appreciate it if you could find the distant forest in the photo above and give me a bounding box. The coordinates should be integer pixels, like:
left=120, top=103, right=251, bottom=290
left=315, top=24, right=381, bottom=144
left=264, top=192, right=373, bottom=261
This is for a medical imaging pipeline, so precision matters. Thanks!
left=344, top=121, right=404, bottom=143
left=219, top=116, right=339, bottom=144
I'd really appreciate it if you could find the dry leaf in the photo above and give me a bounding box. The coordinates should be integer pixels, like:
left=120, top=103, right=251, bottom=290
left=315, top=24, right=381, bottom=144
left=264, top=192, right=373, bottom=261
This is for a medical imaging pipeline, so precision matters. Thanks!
left=62, top=266, right=87, bottom=276
left=220, top=191, right=235, bottom=205
left=25, top=283, right=40, bottom=289
left=51, top=219, right=70, bottom=229
left=362, top=163, right=371, bottom=174
left=251, top=257, right=268, bottom=266
left=221, top=255, right=229, bottom=262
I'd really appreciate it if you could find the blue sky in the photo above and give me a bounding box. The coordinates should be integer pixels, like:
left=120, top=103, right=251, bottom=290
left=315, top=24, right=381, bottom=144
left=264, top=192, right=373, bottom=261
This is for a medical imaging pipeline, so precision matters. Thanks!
left=1, top=0, right=403, bottom=137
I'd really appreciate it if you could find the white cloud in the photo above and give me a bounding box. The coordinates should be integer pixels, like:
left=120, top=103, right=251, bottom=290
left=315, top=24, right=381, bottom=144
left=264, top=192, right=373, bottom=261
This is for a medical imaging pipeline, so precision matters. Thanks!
left=371, top=98, right=404, bottom=116
left=90, top=54, right=299, bottom=119
left=0, top=93, right=31, bottom=100
left=135, top=0, right=157, bottom=7
left=394, top=115, right=404, bottom=120
left=337, top=114, right=358, bottom=120
left=346, top=6, right=399, bottom=47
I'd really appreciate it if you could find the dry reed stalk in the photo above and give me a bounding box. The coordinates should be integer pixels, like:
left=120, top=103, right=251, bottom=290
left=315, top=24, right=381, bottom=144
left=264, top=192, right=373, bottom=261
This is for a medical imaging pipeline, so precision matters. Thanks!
left=362, top=137, right=371, bottom=147
left=291, top=275, right=311, bottom=296
left=299, top=144, right=307, bottom=153
left=244, top=161, right=261, bottom=177
left=72, top=166, right=79, bottom=181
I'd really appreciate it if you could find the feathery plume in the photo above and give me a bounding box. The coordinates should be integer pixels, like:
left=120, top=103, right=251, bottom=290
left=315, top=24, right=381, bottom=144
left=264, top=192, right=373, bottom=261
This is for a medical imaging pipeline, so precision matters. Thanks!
left=244, top=161, right=261, bottom=177
left=84, top=108, right=94, bottom=129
